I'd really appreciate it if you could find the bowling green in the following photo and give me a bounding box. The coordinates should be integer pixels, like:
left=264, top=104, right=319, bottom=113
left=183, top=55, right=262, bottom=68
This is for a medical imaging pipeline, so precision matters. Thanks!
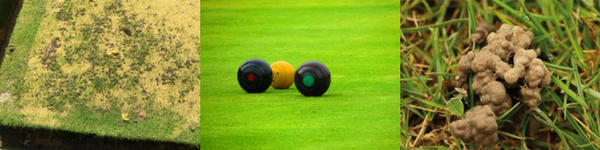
left=201, top=0, right=400, bottom=149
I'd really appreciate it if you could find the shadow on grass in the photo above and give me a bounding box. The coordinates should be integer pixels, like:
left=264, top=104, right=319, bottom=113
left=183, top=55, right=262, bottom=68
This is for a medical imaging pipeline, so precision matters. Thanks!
left=294, top=93, right=339, bottom=98
left=237, top=89, right=339, bottom=97
left=0, top=0, right=22, bottom=66
left=0, top=125, right=199, bottom=150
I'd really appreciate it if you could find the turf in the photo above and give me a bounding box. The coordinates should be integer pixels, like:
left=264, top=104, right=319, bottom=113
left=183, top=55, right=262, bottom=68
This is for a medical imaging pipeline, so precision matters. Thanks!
left=201, top=0, right=400, bottom=149
left=0, top=0, right=200, bottom=145
left=402, top=0, right=600, bottom=149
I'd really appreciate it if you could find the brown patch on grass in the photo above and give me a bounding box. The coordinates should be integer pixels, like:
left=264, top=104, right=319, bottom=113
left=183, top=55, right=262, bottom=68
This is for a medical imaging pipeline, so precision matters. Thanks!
left=60, top=61, right=91, bottom=75
left=0, top=92, right=11, bottom=102
left=121, top=0, right=200, bottom=126
left=17, top=0, right=200, bottom=140
left=20, top=104, right=59, bottom=127
left=89, top=93, right=111, bottom=111
left=169, top=123, right=191, bottom=140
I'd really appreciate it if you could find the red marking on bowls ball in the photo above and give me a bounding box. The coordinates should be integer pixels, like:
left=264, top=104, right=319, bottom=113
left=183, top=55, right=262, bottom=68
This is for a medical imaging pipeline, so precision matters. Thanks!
left=248, top=74, right=255, bottom=81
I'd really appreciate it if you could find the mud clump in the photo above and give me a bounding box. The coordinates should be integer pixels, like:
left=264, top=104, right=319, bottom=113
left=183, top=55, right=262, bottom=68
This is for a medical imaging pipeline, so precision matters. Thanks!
left=479, top=80, right=511, bottom=115
left=454, top=24, right=551, bottom=114
left=450, top=105, right=498, bottom=148
left=120, top=27, right=132, bottom=36
left=450, top=23, right=552, bottom=147
left=469, top=22, right=495, bottom=45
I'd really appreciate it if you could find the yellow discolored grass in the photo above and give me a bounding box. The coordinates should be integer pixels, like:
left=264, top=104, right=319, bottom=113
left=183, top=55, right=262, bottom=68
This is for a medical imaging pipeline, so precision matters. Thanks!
left=14, top=0, right=200, bottom=143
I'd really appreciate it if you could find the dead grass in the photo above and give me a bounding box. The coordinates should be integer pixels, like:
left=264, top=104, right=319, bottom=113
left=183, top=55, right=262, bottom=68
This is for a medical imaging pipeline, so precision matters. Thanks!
left=20, top=105, right=60, bottom=127
left=0, top=92, right=10, bottom=103
left=9, top=0, right=200, bottom=143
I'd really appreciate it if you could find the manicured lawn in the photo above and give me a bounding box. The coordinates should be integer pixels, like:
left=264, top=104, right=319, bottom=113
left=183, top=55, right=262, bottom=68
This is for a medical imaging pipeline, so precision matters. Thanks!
left=201, top=0, right=400, bottom=149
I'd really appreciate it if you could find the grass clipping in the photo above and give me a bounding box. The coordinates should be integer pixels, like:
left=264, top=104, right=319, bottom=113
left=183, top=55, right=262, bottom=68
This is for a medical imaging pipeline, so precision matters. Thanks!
left=449, top=23, right=551, bottom=148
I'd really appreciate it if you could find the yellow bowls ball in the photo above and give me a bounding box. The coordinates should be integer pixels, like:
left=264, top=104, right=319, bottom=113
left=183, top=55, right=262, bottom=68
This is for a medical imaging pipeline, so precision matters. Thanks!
left=270, top=61, right=295, bottom=89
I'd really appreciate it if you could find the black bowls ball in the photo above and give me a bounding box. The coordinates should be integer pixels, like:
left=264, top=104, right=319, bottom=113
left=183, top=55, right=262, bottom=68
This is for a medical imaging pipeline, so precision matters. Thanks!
left=294, top=61, right=330, bottom=96
left=238, top=58, right=272, bottom=93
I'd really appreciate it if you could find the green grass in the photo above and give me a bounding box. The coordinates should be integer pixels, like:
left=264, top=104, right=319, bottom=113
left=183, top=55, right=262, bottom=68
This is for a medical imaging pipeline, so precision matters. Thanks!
left=201, top=0, right=400, bottom=149
left=0, top=0, right=200, bottom=146
left=0, top=0, right=47, bottom=126
left=402, top=0, right=600, bottom=149
left=0, top=0, right=44, bottom=96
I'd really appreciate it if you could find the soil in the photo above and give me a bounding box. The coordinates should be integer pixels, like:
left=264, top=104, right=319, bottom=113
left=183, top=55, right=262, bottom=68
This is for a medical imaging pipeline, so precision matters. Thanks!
left=0, top=125, right=199, bottom=150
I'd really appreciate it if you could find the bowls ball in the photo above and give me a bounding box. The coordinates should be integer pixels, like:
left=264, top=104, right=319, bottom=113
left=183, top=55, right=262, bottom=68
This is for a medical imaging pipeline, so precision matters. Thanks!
left=238, top=58, right=272, bottom=93
left=270, top=61, right=295, bottom=89
left=294, top=61, right=330, bottom=96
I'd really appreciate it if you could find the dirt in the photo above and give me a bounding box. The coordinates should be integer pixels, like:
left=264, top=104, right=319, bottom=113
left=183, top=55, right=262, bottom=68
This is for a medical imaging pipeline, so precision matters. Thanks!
left=0, top=125, right=199, bottom=150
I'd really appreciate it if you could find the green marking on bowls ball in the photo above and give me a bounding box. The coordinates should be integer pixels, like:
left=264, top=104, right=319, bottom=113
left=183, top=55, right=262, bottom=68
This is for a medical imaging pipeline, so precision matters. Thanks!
left=303, top=75, right=314, bottom=87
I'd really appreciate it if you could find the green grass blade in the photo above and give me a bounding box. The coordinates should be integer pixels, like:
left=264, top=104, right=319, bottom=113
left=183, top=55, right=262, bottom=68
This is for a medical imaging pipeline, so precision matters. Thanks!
left=544, top=62, right=574, bottom=71
left=401, top=19, right=468, bottom=33
left=551, top=76, right=589, bottom=108
left=497, top=102, right=523, bottom=124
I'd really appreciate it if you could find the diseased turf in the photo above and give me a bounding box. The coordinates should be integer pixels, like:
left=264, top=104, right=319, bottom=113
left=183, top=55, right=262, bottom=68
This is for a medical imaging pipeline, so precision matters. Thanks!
left=201, top=0, right=400, bottom=149
left=401, top=0, right=600, bottom=149
left=0, top=0, right=200, bottom=145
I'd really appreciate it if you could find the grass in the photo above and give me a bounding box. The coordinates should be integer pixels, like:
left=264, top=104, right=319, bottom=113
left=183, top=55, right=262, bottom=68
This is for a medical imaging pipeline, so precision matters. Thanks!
left=201, top=0, right=400, bottom=149
left=402, top=0, right=600, bottom=149
left=0, top=0, right=200, bottom=145
left=0, top=0, right=44, bottom=96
